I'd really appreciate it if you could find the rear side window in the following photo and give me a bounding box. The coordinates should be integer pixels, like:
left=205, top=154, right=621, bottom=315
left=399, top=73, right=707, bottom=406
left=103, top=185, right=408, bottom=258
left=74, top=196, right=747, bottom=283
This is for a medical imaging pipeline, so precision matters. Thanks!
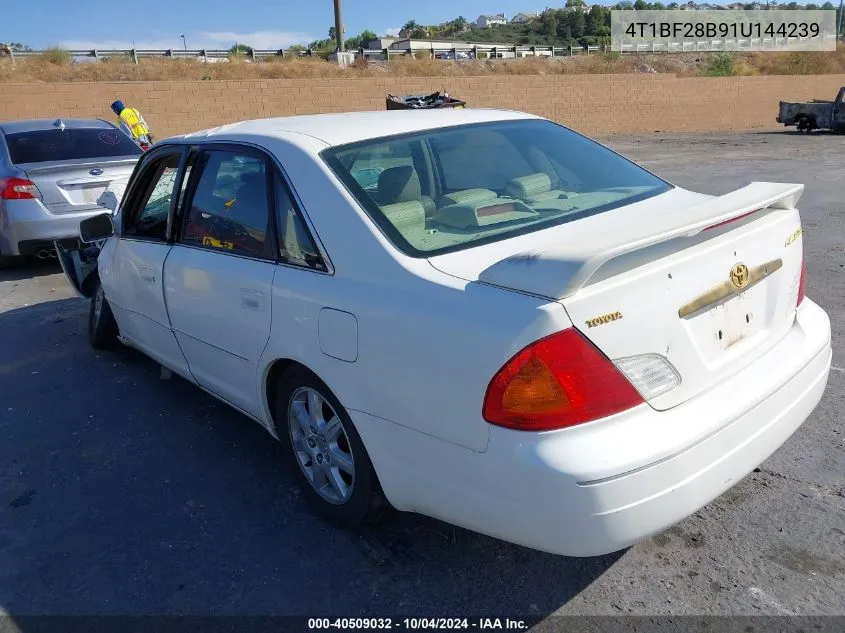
left=4, top=128, right=142, bottom=164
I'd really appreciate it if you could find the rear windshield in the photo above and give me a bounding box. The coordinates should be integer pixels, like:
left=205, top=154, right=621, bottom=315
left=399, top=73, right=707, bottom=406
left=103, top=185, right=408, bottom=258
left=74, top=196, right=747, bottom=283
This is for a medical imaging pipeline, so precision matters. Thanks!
left=322, top=119, right=672, bottom=257
left=4, top=127, right=142, bottom=165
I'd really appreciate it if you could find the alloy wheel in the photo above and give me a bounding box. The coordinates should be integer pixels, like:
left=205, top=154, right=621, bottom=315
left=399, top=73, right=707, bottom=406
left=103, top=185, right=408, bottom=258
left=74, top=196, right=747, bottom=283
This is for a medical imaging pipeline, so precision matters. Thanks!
left=287, top=387, right=355, bottom=504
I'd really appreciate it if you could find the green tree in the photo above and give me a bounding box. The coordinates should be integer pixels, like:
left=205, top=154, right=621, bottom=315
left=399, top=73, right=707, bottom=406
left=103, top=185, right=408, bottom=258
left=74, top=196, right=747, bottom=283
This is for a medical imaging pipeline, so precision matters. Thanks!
left=453, top=16, right=467, bottom=31
left=229, top=43, right=252, bottom=54
left=586, top=6, right=612, bottom=36
left=346, top=30, right=377, bottom=49
left=566, top=11, right=586, bottom=39
left=540, top=10, right=559, bottom=37
left=634, top=0, right=649, bottom=9
left=565, top=0, right=585, bottom=6
left=821, top=1, right=834, bottom=8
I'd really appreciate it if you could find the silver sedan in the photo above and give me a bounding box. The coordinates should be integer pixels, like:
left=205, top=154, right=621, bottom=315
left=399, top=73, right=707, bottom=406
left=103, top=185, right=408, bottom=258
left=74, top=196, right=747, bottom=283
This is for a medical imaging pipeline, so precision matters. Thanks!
left=0, top=117, right=141, bottom=266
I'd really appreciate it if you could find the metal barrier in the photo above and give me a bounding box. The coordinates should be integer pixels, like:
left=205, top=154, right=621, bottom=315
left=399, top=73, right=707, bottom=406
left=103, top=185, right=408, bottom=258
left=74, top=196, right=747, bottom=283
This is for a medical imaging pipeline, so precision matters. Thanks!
left=8, top=38, right=819, bottom=63
left=4, top=47, right=315, bottom=63
left=4, top=44, right=607, bottom=63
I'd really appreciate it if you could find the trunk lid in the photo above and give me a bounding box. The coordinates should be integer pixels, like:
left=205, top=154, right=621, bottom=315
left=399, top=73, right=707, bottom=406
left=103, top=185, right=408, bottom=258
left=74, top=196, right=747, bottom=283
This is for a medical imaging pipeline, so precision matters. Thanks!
left=20, top=158, right=137, bottom=214
left=429, top=183, right=805, bottom=410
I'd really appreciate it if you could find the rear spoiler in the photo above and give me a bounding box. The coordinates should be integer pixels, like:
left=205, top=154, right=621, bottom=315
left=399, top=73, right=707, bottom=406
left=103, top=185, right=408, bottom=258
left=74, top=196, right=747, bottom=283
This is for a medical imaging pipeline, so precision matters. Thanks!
left=477, top=182, right=804, bottom=300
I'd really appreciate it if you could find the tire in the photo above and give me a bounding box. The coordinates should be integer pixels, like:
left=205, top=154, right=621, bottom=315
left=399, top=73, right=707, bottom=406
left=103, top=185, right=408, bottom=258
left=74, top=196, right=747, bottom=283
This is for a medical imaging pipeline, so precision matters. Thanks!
left=88, top=278, right=119, bottom=349
left=796, top=116, right=814, bottom=133
left=275, top=366, right=389, bottom=527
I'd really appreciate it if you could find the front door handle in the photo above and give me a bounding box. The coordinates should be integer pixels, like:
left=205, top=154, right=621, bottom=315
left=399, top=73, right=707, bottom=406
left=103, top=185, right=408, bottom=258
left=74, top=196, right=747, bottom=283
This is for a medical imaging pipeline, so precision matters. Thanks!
left=240, top=289, right=265, bottom=312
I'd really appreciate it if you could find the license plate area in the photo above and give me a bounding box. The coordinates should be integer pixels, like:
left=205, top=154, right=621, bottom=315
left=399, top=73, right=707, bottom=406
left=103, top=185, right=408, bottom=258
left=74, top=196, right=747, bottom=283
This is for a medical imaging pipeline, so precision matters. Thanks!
left=685, top=287, right=769, bottom=364
left=63, top=183, right=108, bottom=205
left=706, top=292, right=758, bottom=351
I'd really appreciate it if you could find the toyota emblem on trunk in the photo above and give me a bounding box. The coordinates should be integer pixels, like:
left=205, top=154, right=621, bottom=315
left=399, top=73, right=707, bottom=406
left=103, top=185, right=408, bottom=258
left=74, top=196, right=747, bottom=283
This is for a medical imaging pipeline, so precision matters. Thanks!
left=89, top=168, right=104, bottom=176
left=730, top=263, right=750, bottom=288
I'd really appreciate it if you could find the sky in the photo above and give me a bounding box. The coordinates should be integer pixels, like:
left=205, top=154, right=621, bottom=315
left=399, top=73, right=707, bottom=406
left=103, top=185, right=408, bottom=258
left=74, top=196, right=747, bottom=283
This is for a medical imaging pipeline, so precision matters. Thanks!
left=5, top=0, right=554, bottom=50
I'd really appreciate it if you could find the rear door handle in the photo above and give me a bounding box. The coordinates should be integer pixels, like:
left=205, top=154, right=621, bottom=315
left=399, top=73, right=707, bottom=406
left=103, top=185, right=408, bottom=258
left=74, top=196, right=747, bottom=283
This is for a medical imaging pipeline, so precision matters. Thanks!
left=240, top=289, right=265, bottom=312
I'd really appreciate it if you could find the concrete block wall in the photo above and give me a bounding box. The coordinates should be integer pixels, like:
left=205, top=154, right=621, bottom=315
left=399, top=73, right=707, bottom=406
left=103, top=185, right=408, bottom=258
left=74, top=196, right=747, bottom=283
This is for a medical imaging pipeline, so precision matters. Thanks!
left=1, top=74, right=844, bottom=137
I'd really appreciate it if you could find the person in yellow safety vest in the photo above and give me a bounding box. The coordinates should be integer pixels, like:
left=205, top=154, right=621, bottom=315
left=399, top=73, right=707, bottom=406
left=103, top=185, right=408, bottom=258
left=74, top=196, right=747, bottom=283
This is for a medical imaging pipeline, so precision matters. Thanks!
left=110, top=100, right=154, bottom=148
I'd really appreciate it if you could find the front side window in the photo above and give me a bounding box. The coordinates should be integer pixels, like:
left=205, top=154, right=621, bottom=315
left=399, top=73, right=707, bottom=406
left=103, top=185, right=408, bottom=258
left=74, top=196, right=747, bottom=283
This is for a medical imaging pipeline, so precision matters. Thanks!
left=323, top=119, right=672, bottom=257
left=124, top=152, right=183, bottom=242
left=182, top=151, right=272, bottom=259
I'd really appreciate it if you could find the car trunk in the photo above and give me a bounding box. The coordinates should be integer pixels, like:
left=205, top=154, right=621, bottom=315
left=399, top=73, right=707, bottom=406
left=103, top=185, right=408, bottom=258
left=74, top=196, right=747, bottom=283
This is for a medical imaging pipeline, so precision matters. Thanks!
left=19, top=158, right=138, bottom=214
left=428, top=183, right=805, bottom=411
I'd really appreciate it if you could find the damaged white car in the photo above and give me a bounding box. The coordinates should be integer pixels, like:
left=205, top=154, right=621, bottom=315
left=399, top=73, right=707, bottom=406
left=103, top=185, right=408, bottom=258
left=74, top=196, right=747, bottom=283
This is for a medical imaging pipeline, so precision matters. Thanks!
left=58, top=110, right=831, bottom=557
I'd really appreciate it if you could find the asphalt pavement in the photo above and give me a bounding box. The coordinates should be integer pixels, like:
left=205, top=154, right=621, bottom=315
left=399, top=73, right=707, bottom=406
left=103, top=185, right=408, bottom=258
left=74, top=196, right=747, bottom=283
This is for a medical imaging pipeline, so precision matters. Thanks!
left=0, top=130, right=842, bottom=620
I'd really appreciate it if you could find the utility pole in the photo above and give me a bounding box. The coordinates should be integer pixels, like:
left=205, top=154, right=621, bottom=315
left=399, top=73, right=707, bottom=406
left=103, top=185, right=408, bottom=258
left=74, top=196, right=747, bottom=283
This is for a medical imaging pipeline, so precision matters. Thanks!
left=839, top=0, right=843, bottom=38
left=333, top=0, right=344, bottom=51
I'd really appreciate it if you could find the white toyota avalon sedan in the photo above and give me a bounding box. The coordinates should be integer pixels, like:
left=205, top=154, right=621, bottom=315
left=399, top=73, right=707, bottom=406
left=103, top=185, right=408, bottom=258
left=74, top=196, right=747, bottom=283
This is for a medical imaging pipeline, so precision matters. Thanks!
left=57, top=109, right=831, bottom=557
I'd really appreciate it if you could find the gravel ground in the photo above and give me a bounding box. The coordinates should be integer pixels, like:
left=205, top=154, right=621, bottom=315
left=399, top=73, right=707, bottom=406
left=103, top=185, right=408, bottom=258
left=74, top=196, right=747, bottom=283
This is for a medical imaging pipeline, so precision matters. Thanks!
left=0, top=130, right=842, bottom=621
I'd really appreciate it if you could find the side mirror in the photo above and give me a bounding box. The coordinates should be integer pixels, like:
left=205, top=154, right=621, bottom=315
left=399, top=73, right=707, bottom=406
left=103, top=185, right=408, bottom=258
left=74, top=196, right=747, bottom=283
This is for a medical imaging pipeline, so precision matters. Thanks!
left=79, top=213, right=115, bottom=243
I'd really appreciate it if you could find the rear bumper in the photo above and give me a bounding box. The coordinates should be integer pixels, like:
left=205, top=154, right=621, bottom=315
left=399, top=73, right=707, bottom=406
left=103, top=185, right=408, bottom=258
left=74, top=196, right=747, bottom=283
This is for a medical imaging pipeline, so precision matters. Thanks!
left=0, top=199, right=104, bottom=256
left=353, top=300, right=831, bottom=556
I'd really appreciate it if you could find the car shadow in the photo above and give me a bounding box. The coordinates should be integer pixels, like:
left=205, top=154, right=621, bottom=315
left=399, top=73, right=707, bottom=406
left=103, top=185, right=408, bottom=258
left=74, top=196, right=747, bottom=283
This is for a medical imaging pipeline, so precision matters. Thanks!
left=0, top=258, right=62, bottom=282
left=752, top=129, right=840, bottom=137
left=0, top=299, right=624, bottom=619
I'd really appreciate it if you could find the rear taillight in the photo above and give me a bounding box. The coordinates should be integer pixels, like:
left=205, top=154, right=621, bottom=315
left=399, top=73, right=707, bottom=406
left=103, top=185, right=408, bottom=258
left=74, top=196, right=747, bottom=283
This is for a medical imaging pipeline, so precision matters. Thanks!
left=0, top=177, right=41, bottom=200
left=483, top=328, right=644, bottom=432
left=797, top=256, right=807, bottom=306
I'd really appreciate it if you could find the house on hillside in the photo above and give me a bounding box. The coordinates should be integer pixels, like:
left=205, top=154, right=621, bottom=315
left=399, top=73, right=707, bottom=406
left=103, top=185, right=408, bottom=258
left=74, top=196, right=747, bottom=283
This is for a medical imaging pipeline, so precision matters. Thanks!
left=475, top=13, right=507, bottom=28
left=561, top=3, right=592, bottom=13
left=726, top=2, right=746, bottom=8
left=511, top=12, right=539, bottom=23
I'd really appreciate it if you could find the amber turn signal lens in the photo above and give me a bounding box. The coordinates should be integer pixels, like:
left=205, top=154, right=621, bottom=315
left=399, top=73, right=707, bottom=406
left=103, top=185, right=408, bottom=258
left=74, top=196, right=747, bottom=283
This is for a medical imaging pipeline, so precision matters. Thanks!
left=501, top=358, right=569, bottom=414
left=483, top=328, right=644, bottom=431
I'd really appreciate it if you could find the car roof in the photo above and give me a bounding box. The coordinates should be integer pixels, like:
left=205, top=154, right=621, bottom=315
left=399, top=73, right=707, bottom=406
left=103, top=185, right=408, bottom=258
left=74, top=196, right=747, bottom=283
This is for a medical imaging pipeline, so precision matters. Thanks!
left=179, top=108, right=541, bottom=148
left=0, top=118, right=114, bottom=135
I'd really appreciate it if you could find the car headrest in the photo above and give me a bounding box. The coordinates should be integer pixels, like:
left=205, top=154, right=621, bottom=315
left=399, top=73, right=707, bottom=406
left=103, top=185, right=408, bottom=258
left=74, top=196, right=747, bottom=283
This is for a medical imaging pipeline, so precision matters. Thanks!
left=439, top=188, right=498, bottom=208
left=505, top=173, right=552, bottom=199
left=378, top=166, right=421, bottom=205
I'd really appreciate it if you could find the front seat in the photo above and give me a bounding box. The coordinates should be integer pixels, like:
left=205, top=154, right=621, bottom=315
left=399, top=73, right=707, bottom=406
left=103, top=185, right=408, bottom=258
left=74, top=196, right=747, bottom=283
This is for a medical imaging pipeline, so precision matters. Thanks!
left=376, top=166, right=436, bottom=220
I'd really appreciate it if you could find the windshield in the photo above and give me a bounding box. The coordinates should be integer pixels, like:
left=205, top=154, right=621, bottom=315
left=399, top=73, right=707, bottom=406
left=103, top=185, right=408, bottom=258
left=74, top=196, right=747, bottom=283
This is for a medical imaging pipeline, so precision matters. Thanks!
left=322, top=119, right=672, bottom=257
left=5, top=127, right=142, bottom=165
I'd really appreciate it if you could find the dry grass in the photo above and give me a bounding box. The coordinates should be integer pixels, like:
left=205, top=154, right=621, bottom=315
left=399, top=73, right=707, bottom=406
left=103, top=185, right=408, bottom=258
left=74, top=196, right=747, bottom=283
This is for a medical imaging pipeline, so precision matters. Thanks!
left=2, top=47, right=845, bottom=83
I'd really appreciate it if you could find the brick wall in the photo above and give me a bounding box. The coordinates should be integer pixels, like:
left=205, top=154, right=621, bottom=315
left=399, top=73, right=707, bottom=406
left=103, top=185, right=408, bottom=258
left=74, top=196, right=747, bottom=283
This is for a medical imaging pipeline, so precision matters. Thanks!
left=1, top=74, right=844, bottom=137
